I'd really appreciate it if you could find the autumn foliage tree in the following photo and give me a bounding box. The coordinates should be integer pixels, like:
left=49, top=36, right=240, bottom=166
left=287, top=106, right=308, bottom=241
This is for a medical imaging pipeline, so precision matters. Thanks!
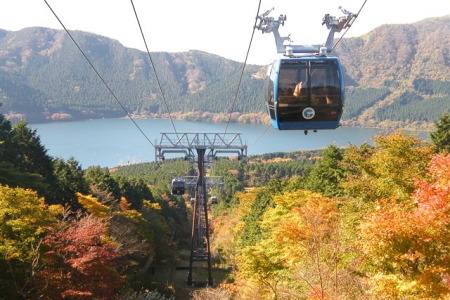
left=233, top=189, right=363, bottom=299
left=211, top=190, right=259, bottom=270
left=0, top=185, right=61, bottom=298
left=37, top=214, right=123, bottom=299
left=360, top=153, right=450, bottom=298
left=342, top=131, right=432, bottom=205
left=214, top=131, right=441, bottom=299
left=0, top=112, right=186, bottom=298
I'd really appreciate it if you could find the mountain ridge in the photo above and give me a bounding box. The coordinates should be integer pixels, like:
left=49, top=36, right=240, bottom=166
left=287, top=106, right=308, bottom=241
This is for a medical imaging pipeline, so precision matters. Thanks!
left=0, top=16, right=449, bottom=129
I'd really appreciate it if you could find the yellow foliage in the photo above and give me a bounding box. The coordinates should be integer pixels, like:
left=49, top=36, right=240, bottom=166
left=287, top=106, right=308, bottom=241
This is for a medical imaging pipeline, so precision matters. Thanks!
left=369, top=273, right=419, bottom=299
left=143, top=200, right=161, bottom=211
left=237, top=240, right=287, bottom=299
left=342, top=130, right=433, bottom=204
left=234, top=187, right=347, bottom=298
left=359, top=153, right=450, bottom=298
left=265, top=157, right=293, bottom=163
left=0, top=185, right=62, bottom=261
left=211, top=190, right=264, bottom=267
left=113, top=208, right=154, bottom=242
left=235, top=190, right=259, bottom=217
left=76, top=193, right=109, bottom=217
left=272, top=189, right=323, bottom=210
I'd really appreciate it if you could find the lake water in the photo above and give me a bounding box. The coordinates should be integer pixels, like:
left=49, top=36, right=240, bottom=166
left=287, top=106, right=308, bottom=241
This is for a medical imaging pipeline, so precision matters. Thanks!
left=29, top=118, right=429, bottom=168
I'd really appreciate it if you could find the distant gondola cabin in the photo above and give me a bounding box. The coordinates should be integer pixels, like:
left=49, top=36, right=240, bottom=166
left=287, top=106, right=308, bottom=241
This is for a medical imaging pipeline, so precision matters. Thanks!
left=210, top=196, right=218, bottom=205
left=171, top=178, right=186, bottom=196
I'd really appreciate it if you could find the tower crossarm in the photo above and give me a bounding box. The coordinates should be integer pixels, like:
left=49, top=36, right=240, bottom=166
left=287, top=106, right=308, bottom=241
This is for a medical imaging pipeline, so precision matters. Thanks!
left=183, top=176, right=224, bottom=189
left=155, top=132, right=247, bottom=161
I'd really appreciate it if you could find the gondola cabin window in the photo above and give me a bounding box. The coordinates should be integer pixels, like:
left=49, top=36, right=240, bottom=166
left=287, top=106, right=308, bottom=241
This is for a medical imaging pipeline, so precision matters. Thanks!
left=278, top=61, right=308, bottom=106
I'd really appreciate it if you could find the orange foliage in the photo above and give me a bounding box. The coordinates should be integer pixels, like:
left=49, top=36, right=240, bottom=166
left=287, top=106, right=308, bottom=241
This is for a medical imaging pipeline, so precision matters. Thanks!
left=37, top=215, right=123, bottom=298
left=361, top=153, right=450, bottom=298
left=120, top=197, right=132, bottom=211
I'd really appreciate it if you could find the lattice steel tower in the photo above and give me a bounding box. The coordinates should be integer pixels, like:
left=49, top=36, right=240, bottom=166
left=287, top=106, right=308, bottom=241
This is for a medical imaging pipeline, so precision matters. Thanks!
left=155, top=132, right=247, bottom=286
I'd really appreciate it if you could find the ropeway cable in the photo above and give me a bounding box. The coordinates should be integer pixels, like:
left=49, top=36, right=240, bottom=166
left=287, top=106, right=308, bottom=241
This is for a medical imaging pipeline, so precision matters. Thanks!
left=130, top=0, right=179, bottom=137
left=250, top=123, right=272, bottom=147
left=223, top=0, right=263, bottom=135
left=331, top=0, right=369, bottom=53
left=43, top=0, right=155, bottom=147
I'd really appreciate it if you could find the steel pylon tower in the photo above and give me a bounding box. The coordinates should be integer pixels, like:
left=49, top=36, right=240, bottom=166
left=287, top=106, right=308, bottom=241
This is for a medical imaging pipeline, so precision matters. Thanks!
left=155, top=132, right=247, bottom=286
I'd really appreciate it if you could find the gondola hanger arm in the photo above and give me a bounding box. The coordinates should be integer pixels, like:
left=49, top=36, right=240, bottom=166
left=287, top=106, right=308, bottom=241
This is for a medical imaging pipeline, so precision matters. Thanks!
left=256, top=7, right=357, bottom=55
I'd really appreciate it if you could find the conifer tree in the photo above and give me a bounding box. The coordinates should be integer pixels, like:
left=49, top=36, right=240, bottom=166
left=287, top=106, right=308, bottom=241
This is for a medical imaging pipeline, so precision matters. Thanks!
left=0, top=111, right=13, bottom=159
left=10, top=120, right=57, bottom=203
left=0, top=113, right=18, bottom=185
left=430, top=113, right=450, bottom=153
left=301, top=144, right=346, bottom=196
left=0, top=115, right=58, bottom=202
left=53, top=157, right=89, bottom=209
left=84, top=166, right=121, bottom=199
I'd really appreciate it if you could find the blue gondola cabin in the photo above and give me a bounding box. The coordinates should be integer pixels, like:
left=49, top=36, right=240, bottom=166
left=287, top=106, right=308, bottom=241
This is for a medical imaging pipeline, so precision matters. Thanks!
left=265, top=56, right=344, bottom=131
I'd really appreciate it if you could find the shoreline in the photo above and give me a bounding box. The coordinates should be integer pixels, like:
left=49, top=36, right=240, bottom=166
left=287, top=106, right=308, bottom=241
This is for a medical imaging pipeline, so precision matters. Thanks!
left=22, top=111, right=433, bottom=132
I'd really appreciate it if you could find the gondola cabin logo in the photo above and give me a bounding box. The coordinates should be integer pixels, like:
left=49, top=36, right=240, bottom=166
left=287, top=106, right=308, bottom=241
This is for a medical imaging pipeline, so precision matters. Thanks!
left=302, top=107, right=315, bottom=120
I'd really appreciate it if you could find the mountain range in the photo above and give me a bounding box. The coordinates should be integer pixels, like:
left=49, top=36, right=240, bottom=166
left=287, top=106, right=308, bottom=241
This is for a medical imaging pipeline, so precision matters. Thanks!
left=0, top=15, right=449, bottom=129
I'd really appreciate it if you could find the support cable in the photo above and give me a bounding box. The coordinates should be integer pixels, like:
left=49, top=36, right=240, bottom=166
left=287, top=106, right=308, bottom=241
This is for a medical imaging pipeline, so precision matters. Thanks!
left=43, top=0, right=155, bottom=147
left=224, top=0, right=263, bottom=135
left=130, top=0, right=179, bottom=136
left=331, top=0, right=368, bottom=52
left=250, top=123, right=272, bottom=147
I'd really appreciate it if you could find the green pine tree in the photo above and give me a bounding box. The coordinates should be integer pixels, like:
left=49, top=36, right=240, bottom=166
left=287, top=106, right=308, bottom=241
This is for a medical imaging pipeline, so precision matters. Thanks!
left=0, top=115, right=58, bottom=202
left=53, top=157, right=89, bottom=209
left=430, top=113, right=450, bottom=153
left=10, top=120, right=57, bottom=203
left=300, top=144, right=346, bottom=197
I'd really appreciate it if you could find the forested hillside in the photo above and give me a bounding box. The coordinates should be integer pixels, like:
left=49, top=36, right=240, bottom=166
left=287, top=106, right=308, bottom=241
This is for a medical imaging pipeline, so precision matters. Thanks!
left=2, top=107, right=450, bottom=298
left=0, top=111, right=195, bottom=298
left=0, top=15, right=449, bottom=128
left=0, top=27, right=264, bottom=123
left=209, top=142, right=450, bottom=299
left=337, top=15, right=450, bottom=128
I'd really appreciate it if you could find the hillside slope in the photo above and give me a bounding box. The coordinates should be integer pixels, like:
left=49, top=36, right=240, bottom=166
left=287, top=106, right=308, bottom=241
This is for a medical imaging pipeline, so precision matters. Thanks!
left=0, top=16, right=449, bottom=128
left=0, top=27, right=264, bottom=122
left=337, top=16, right=450, bottom=128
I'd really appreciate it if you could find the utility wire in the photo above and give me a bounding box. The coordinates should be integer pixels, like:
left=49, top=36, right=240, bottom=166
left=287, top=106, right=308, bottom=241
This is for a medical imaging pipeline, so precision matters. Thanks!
left=130, top=0, right=178, bottom=136
left=42, top=0, right=155, bottom=147
left=331, top=0, right=369, bottom=52
left=224, top=0, right=263, bottom=135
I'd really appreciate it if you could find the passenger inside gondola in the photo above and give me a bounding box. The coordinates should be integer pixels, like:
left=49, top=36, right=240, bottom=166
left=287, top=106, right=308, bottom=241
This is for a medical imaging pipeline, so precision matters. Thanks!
left=293, top=81, right=304, bottom=98
left=277, top=69, right=297, bottom=101
left=278, top=67, right=307, bottom=106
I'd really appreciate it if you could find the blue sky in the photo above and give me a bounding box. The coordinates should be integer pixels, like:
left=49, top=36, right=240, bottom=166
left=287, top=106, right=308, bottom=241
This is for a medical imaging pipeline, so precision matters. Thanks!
left=1, top=0, right=449, bottom=64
